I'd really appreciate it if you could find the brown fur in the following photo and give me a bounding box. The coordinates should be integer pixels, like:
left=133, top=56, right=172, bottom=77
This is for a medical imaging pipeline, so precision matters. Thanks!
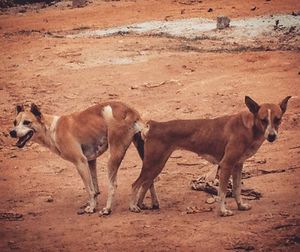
left=10, top=101, right=153, bottom=215
left=129, top=96, right=291, bottom=216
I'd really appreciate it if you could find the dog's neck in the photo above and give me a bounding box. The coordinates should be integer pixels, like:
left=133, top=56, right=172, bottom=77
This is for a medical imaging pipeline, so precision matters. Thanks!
left=34, top=114, right=61, bottom=155
left=241, top=111, right=265, bottom=141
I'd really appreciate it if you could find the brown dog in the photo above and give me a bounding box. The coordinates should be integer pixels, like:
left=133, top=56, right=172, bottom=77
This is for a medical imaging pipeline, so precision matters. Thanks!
left=129, top=96, right=291, bottom=216
left=9, top=101, right=156, bottom=215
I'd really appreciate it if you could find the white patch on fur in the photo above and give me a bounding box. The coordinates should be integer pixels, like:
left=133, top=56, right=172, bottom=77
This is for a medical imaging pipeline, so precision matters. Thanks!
left=264, top=109, right=278, bottom=139
left=133, top=121, right=146, bottom=134
left=141, top=124, right=150, bottom=141
left=50, top=116, right=60, bottom=144
left=14, top=124, right=32, bottom=137
left=102, top=105, right=113, bottom=120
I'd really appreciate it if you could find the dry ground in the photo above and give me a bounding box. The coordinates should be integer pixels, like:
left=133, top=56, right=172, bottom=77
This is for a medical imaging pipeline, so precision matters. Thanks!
left=0, top=0, right=300, bottom=251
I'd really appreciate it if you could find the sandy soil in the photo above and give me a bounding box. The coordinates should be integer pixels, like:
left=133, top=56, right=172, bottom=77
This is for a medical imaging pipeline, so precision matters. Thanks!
left=1, top=0, right=300, bottom=251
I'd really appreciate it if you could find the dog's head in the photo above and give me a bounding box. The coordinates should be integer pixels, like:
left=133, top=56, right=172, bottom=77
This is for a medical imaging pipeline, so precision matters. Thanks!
left=245, top=96, right=291, bottom=142
left=9, top=103, right=44, bottom=148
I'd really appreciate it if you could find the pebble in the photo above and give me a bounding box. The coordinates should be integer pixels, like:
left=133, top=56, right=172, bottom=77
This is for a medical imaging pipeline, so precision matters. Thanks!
left=46, top=196, right=54, bottom=202
left=206, top=197, right=216, bottom=204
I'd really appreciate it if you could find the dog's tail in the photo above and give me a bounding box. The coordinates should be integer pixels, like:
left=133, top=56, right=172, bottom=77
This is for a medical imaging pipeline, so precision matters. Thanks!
left=133, top=132, right=144, bottom=160
left=102, top=105, right=114, bottom=121
left=102, top=105, right=141, bottom=125
left=133, top=120, right=150, bottom=160
left=102, top=105, right=150, bottom=159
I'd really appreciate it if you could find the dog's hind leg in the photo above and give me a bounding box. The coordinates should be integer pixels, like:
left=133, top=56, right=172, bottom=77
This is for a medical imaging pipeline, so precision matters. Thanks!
left=136, top=182, right=159, bottom=210
left=99, top=124, right=133, bottom=216
left=133, top=133, right=159, bottom=210
left=89, top=159, right=100, bottom=196
left=130, top=145, right=172, bottom=213
left=149, top=183, right=159, bottom=209
left=99, top=146, right=128, bottom=216
left=232, top=163, right=251, bottom=211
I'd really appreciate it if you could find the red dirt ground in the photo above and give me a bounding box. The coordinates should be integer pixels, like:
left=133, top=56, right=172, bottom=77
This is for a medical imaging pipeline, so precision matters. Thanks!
left=0, top=0, right=300, bottom=251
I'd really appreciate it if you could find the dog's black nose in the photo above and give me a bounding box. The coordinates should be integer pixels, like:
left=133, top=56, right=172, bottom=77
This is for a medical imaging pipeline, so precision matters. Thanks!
left=10, top=130, right=17, bottom=138
left=267, top=134, right=276, bottom=142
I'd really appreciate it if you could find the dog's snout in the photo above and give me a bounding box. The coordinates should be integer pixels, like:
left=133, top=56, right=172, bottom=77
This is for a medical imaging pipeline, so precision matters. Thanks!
left=10, top=130, right=17, bottom=138
left=267, top=133, right=276, bottom=142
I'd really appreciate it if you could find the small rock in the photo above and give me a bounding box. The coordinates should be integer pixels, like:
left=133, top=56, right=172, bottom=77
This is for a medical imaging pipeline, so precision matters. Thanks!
left=19, top=8, right=27, bottom=13
left=274, top=20, right=280, bottom=30
left=251, top=6, right=256, bottom=11
left=130, top=85, right=138, bottom=90
left=208, top=8, right=213, bottom=12
left=8, top=240, right=19, bottom=249
left=256, top=159, right=267, bottom=164
left=279, top=211, right=289, bottom=217
left=217, top=16, right=230, bottom=29
left=46, top=196, right=54, bottom=202
left=206, top=197, right=216, bottom=204
left=72, top=0, right=87, bottom=8
left=289, top=26, right=296, bottom=33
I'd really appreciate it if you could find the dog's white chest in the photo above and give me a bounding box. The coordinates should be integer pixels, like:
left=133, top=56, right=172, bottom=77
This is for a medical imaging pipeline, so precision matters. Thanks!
left=49, top=116, right=60, bottom=154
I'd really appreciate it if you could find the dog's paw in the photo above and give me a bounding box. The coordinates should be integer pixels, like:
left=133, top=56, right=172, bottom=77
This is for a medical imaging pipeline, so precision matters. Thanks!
left=129, top=204, right=141, bottom=213
left=77, top=208, right=86, bottom=215
left=77, top=205, right=96, bottom=215
left=238, top=203, right=252, bottom=211
left=152, top=204, right=160, bottom=210
left=99, top=208, right=112, bottom=216
left=85, top=205, right=96, bottom=214
left=220, top=209, right=234, bottom=217
left=79, top=202, right=89, bottom=210
left=138, top=203, right=151, bottom=210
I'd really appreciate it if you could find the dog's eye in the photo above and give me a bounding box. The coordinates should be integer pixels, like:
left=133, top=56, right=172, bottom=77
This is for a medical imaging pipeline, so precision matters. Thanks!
left=274, top=117, right=281, bottom=124
left=261, top=118, right=268, bottom=125
left=13, top=120, right=17, bottom=126
left=23, top=120, right=31, bottom=125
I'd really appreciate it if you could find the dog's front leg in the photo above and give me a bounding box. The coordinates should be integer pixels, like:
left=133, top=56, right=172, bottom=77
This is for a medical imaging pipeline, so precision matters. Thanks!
left=232, top=163, right=251, bottom=211
left=218, top=163, right=233, bottom=217
left=75, top=158, right=97, bottom=214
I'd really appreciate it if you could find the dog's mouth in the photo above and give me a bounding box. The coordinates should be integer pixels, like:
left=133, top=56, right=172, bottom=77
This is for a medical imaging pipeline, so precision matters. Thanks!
left=16, top=131, right=34, bottom=148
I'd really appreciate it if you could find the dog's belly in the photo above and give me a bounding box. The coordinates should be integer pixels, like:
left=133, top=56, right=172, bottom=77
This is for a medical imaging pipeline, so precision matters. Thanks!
left=81, top=136, right=108, bottom=160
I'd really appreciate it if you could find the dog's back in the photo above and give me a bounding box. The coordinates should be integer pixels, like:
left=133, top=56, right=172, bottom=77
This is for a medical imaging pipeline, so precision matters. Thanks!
left=142, top=114, right=248, bottom=162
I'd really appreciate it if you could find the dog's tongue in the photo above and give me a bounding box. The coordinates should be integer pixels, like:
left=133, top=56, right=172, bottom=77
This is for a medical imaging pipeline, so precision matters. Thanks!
left=16, top=131, right=33, bottom=148
left=16, top=138, right=26, bottom=148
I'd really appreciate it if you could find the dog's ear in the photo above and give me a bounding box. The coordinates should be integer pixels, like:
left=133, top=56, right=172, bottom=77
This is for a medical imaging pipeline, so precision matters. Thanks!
left=30, top=103, right=42, bottom=119
left=279, top=96, right=292, bottom=114
left=245, top=96, right=260, bottom=114
left=16, top=104, right=24, bottom=114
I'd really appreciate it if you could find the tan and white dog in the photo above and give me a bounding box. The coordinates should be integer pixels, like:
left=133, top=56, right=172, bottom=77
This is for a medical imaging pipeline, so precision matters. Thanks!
left=129, top=96, right=291, bottom=217
left=9, top=101, right=156, bottom=215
